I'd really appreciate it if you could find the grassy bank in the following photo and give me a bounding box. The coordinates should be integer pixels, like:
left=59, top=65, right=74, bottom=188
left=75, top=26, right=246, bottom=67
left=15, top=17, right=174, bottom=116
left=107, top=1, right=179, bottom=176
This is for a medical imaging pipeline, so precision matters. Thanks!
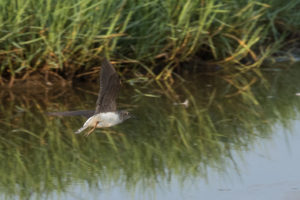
left=0, top=0, right=299, bottom=83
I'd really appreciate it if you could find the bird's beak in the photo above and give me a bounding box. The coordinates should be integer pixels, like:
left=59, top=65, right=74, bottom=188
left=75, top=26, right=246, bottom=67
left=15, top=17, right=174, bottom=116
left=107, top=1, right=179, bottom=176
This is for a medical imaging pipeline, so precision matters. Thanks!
left=129, top=114, right=135, bottom=119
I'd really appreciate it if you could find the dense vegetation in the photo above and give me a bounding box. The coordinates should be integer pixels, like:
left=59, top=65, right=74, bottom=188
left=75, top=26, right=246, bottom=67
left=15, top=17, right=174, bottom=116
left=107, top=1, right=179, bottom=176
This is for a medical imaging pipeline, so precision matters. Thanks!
left=0, top=0, right=299, bottom=82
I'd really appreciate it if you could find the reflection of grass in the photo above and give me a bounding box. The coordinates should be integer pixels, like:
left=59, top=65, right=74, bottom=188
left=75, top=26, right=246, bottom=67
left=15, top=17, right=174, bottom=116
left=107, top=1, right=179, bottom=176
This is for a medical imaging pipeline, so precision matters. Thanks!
left=1, top=63, right=300, bottom=199
left=1, top=0, right=300, bottom=81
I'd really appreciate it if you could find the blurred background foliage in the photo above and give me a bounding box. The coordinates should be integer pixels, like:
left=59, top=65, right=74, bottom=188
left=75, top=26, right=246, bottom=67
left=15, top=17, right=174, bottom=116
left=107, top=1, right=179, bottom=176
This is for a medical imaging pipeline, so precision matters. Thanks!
left=0, top=0, right=299, bottom=83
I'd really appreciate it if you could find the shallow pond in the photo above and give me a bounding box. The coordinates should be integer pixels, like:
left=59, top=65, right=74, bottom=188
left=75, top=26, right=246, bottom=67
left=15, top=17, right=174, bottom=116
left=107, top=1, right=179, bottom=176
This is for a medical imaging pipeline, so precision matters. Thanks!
left=0, top=62, right=300, bottom=200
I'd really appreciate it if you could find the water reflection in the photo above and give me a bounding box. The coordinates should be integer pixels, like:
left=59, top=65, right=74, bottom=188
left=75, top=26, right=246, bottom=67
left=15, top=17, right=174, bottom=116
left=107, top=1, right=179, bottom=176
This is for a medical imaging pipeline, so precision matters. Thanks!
left=0, top=63, right=300, bottom=199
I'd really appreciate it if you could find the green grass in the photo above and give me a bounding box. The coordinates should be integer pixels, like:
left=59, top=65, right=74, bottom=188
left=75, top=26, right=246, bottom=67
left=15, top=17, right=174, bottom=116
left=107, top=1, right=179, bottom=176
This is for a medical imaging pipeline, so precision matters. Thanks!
left=0, top=0, right=299, bottom=82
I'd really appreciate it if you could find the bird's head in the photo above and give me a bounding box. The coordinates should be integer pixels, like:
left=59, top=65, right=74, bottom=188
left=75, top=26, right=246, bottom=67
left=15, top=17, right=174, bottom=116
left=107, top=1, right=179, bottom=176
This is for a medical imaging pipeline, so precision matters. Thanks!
left=119, top=110, right=132, bottom=121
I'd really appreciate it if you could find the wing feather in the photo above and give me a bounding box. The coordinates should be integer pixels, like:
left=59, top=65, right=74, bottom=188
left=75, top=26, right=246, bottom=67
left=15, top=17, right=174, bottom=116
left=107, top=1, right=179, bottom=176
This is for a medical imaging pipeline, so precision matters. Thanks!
left=95, top=58, right=120, bottom=113
left=47, top=110, right=94, bottom=118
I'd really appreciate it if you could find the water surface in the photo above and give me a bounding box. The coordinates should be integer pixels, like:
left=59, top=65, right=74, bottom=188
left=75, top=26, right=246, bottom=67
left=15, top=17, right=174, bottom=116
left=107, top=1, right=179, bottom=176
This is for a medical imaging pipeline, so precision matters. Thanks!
left=0, top=63, right=300, bottom=200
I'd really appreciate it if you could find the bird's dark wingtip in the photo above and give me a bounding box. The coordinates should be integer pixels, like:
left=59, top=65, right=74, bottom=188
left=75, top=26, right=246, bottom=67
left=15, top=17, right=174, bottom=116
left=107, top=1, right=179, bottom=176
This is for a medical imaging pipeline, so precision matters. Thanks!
left=47, top=110, right=95, bottom=118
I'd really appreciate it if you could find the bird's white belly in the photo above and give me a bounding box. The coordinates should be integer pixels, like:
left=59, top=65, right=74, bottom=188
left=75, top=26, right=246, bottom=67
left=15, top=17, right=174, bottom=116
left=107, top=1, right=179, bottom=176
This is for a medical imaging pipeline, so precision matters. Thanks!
left=95, top=112, right=121, bottom=127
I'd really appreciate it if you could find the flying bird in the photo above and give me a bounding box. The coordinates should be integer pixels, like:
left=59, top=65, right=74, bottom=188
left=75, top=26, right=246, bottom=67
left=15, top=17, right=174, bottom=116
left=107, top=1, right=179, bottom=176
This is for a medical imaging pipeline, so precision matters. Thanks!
left=49, top=58, right=131, bottom=136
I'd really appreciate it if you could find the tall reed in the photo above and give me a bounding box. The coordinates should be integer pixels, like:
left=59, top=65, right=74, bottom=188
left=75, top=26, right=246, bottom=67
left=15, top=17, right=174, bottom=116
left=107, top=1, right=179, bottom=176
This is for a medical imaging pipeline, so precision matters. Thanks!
left=0, top=0, right=299, bottom=80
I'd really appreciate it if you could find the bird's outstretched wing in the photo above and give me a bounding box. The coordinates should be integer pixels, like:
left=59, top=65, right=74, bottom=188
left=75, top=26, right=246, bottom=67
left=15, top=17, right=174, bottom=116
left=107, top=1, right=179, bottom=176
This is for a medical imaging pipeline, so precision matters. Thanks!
left=94, top=58, right=121, bottom=114
left=47, top=110, right=94, bottom=118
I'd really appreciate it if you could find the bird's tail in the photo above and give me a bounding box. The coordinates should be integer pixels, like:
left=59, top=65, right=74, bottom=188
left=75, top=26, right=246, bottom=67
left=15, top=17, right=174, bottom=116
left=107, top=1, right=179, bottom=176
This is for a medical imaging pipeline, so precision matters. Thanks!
left=75, top=125, right=88, bottom=134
